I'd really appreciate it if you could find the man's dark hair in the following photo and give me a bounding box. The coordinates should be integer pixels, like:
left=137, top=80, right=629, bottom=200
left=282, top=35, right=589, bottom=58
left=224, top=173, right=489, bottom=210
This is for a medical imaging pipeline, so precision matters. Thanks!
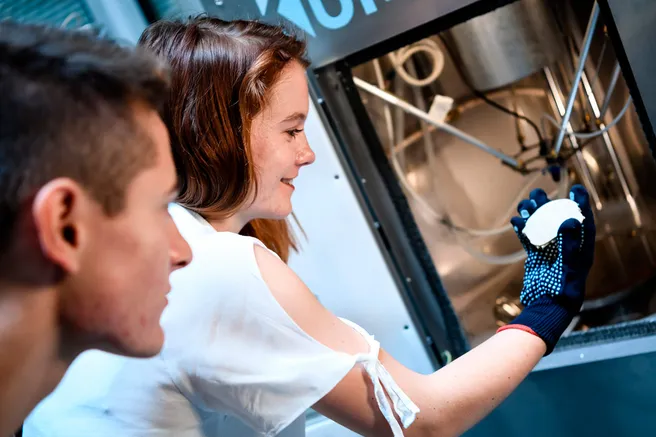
left=0, top=20, right=170, bottom=249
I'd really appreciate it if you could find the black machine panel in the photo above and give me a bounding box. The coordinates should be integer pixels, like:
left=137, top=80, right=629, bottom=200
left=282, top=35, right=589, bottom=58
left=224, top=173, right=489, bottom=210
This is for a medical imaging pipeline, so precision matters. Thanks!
left=200, top=0, right=486, bottom=68
left=599, top=0, right=656, bottom=151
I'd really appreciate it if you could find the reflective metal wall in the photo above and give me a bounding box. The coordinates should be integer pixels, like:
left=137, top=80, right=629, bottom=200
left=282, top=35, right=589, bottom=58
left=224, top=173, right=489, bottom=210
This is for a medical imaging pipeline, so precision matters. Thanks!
left=354, top=0, right=656, bottom=345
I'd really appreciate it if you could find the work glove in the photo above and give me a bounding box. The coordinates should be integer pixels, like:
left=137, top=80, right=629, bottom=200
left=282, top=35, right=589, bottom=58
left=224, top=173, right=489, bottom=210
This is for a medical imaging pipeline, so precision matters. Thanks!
left=498, top=185, right=596, bottom=355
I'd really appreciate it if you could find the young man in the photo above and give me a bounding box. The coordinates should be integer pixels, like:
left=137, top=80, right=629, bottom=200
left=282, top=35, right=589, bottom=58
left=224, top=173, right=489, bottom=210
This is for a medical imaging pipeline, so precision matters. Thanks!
left=0, top=21, right=192, bottom=435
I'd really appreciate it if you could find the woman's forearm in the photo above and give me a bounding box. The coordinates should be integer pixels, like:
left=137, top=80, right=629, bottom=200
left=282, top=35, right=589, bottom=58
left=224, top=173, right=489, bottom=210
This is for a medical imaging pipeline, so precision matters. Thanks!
left=409, top=329, right=545, bottom=437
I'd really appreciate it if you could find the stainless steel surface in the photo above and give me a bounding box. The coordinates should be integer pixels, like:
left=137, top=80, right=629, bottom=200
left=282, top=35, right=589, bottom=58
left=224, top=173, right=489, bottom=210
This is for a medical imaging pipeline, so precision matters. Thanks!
left=359, top=76, right=559, bottom=344
left=494, top=296, right=522, bottom=326
left=543, top=66, right=604, bottom=211
left=565, top=0, right=656, bottom=268
left=580, top=70, right=644, bottom=228
left=553, top=2, right=599, bottom=156
left=543, top=63, right=656, bottom=302
left=392, top=88, right=551, bottom=154
left=353, top=77, right=521, bottom=168
left=599, top=62, right=622, bottom=120
left=354, top=0, right=656, bottom=345
left=447, top=0, right=564, bottom=91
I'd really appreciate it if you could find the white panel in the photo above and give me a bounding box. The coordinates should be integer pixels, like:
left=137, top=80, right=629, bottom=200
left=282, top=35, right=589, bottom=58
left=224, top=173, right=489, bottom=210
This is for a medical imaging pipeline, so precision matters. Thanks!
left=288, top=101, right=435, bottom=435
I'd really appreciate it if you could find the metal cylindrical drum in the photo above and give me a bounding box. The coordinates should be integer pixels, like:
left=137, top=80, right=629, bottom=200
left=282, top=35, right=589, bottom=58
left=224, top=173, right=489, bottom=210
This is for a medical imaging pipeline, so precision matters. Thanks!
left=448, top=0, right=564, bottom=91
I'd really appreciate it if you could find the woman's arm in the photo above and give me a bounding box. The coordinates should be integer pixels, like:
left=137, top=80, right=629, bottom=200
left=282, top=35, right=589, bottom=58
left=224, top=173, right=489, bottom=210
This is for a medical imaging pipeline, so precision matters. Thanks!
left=255, top=245, right=544, bottom=437
left=256, top=185, right=594, bottom=437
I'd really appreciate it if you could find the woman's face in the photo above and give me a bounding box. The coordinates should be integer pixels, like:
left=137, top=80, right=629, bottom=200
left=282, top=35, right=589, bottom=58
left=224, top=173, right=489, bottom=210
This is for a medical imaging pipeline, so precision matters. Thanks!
left=247, top=60, right=315, bottom=220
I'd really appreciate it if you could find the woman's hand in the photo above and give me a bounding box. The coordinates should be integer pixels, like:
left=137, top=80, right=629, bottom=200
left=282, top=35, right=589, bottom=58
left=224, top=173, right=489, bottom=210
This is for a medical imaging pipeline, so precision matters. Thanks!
left=500, top=184, right=596, bottom=354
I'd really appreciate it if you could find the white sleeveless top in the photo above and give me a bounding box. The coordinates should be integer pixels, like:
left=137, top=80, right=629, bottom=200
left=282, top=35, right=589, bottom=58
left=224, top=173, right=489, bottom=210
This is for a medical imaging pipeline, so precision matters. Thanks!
left=24, top=204, right=419, bottom=437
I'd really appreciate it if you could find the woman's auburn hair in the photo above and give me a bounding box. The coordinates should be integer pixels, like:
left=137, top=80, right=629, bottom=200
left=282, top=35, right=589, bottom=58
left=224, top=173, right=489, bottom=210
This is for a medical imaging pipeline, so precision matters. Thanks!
left=138, top=17, right=310, bottom=262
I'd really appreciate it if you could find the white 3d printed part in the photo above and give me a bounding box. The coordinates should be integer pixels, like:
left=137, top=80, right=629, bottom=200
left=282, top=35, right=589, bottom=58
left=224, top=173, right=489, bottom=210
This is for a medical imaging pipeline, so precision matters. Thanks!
left=522, top=199, right=585, bottom=247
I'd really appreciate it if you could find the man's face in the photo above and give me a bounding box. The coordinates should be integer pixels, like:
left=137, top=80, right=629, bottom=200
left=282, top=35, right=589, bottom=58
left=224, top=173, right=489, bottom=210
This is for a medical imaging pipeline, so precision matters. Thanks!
left=61, top=106, right=191, bottom=357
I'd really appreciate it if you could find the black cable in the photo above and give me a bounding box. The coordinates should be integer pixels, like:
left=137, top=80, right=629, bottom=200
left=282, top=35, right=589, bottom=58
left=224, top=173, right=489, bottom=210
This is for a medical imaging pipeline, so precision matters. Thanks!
left=437, top=34, right=545, bottom=143
left=511, top=141, right=540, bottom=158
left=521, top=137, right=597, bottom=174
left=474, top=89, right=545, bottom=143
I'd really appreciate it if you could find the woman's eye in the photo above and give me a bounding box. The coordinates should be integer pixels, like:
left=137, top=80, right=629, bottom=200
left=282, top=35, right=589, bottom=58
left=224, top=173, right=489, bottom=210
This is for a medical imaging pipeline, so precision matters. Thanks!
left=286, top=129, right=303, bottom=138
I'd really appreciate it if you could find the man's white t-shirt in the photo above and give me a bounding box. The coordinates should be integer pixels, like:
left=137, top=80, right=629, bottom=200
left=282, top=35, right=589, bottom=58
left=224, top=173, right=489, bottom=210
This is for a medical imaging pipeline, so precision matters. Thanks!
left=24, top=204, right=419, bottom=437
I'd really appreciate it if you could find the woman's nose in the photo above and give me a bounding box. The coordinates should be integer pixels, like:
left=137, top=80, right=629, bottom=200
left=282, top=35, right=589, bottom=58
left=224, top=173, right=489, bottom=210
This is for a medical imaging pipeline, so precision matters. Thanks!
left=296, top=139, right=316, bottom=167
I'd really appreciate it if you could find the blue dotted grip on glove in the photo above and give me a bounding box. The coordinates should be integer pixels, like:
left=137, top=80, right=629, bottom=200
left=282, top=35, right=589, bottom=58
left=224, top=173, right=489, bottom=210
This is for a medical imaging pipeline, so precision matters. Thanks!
left=518, top=228, right=584, bottom=307
left=504, top=185, right=596, bottom=355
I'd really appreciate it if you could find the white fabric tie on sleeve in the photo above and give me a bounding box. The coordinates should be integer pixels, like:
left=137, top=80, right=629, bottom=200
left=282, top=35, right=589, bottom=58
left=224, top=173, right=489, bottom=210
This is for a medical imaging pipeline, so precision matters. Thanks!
left=339, top=319, right=420, bottom=436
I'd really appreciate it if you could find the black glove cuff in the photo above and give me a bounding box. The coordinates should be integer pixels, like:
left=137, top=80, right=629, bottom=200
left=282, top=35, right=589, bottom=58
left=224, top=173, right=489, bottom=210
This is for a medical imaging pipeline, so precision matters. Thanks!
left=507, top=296, right=576, bottom=355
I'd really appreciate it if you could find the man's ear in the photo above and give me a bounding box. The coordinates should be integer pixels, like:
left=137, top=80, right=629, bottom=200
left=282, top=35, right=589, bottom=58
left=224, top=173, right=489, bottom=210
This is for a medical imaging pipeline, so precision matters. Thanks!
left=32, top=178, right=90, bottom=274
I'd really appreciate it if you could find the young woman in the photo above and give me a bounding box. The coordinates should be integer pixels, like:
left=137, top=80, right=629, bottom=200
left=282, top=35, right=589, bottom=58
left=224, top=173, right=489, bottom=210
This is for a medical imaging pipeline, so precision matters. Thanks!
left=24, top=17, right=595, bottom=437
